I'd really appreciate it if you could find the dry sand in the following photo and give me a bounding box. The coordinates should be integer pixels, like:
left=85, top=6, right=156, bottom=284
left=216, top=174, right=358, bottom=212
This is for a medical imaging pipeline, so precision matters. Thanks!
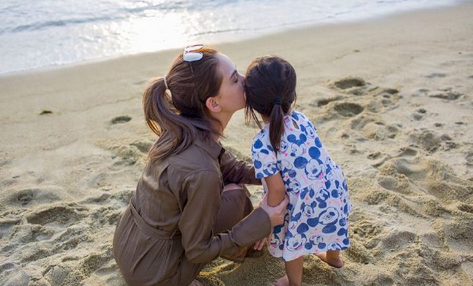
left=1, top=3, right=473, bottom=286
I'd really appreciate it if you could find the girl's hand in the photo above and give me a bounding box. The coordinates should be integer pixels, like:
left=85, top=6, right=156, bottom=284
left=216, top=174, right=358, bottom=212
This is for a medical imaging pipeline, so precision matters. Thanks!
left=254, top=235, right=271, bottom=250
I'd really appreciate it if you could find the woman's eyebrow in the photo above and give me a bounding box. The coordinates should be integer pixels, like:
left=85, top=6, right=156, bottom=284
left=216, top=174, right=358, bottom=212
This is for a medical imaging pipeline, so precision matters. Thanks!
left=229, top=70, right=237, bottom=80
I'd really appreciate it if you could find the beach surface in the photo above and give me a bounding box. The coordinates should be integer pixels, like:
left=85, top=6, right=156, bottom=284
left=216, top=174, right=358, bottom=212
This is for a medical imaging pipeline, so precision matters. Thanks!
left=1, top=3, right=473, bottom=286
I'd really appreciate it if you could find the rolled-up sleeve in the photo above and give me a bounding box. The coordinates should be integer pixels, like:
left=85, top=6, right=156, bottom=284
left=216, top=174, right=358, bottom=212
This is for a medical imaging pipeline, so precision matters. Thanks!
left=178, top=170, right=270, bottom=264
left=220, top=151, right=261, bottom=185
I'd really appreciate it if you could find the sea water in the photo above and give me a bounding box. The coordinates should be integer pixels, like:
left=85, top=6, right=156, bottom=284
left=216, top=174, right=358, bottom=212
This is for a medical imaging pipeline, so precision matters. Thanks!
left=0, top=0, right=462, bottom=75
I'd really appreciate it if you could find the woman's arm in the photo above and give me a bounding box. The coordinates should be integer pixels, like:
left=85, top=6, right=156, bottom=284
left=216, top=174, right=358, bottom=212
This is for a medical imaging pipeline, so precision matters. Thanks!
left=219, top=149, right=261, bottom=185
left=263, top=172, right=286, bottom=207
left=178, top=170, right=271, bottom=264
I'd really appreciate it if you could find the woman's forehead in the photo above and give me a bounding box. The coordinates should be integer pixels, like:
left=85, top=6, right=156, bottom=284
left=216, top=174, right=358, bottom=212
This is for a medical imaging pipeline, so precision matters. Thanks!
left=216, top=53, right=236, bottom=78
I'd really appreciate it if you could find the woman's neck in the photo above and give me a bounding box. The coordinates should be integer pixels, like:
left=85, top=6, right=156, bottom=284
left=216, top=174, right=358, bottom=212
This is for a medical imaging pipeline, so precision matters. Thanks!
left=210, top=112, right=232, bottom=141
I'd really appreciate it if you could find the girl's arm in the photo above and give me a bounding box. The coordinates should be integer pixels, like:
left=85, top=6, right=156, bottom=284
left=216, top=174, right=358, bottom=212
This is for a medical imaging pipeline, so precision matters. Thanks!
left=263, top=172, right=286, bottom=207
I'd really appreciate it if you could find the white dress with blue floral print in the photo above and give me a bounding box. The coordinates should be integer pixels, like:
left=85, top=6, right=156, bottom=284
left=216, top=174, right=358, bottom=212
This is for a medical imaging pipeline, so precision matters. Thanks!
left=251, top=110, right=352, bottom=261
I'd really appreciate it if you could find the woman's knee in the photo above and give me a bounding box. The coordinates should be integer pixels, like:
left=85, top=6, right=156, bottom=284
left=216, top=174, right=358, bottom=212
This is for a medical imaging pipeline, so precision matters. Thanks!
left=222, top=183, right=243, bottom=193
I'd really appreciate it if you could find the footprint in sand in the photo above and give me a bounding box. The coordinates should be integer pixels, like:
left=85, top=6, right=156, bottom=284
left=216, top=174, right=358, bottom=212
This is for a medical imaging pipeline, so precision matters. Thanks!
left=26, top=205, right=87, bottom=227
left=130, top=140, right=153, bottom=154
left=379, top=229, right=416, bottom=251
left=407, top=130, right=441, bottom=152
left=332, top=77, right=366, bottom=90
left=396, top=147, right=419, bottom=158
left=426, top=72, right=447, bottom=78
left=363, top=122, right=399, bottom=140
left=314, top=96, right=343, bottom=107
left=345, top=240, right=375, bottom=264
left=457, top=203, right=473, bottom=214
left=105, top=141, right=149, bottom=166
left=110, top=116, right=132, bottom=124
left=43, top=265, right=71, bottom=286
left=375, top=88, right=399, bottom=97
left=381, top=157, right=472, bottom=204
left=4, top=188, right=61, bottom=208
left=334, top=102, right=364, bottom=117
left=442, top=220, right=473, bottom=250
left=429, top=91, right=462, bottom=100
left=79, top=252, right=113, bottom=278
left=329, top=77, right=372, bottom=96
left=412, top=88, right=430, bottom=97
left=352, top=219, right=383, bottom=241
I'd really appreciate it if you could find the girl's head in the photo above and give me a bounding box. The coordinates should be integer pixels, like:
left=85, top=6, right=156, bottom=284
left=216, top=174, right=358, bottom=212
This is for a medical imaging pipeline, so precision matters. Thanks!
left=244, top=55, right=297, bottom=152
left=143, top=46, right=245, bottom=161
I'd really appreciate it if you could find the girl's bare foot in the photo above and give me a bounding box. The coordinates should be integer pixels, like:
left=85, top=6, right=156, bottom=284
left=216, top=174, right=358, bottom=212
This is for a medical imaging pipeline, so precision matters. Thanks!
left=316, top=252, right=344, bottom=268
left=188, top=280, right=204, bottom=286
left=273, top=275, right=289, bottom=286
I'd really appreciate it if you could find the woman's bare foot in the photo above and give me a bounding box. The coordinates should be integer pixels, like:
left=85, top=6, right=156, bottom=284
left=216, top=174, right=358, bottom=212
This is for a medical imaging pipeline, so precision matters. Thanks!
left=188, top=280, right=204, bottom=286
left=273, top=275, right=289, bottom=286
left=316, top=252, right=344, bottom=268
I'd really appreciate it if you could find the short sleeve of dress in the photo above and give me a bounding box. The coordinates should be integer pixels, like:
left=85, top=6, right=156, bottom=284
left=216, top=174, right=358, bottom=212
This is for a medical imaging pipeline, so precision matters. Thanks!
left=251, top=132, right=279, bottom=179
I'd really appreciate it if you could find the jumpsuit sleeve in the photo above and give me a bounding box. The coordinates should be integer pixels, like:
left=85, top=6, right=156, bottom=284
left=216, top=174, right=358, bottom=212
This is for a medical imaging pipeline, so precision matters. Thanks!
left=219, top=150, right=261, bottom=186
left=178, top=170, right=271, bottom=264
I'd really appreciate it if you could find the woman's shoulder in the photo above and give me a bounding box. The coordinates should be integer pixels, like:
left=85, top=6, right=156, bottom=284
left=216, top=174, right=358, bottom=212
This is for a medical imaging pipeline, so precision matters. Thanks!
left=166, top=143, right=219, bottom=177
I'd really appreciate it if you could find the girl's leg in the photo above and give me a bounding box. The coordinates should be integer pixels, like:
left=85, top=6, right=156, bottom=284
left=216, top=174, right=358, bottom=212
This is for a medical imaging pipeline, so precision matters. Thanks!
left=316, top=250, right=344, bottom=268
left=274, top=256, right=303, bottom=286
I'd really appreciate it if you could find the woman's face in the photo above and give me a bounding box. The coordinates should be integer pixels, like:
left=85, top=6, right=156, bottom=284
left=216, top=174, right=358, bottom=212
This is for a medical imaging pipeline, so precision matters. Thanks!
left=214, top=53, right=245, bottom=114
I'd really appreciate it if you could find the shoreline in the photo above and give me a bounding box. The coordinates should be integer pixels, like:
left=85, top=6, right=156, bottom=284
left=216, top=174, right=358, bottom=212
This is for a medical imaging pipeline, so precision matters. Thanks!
left=0, top=0, right=468, bottom=79
left=1, top=2, right=472, bottom=286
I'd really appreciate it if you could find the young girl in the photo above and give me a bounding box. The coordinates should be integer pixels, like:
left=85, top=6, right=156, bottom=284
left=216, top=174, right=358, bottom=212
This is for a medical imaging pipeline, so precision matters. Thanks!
left=245, top=56, right=351, bottom=286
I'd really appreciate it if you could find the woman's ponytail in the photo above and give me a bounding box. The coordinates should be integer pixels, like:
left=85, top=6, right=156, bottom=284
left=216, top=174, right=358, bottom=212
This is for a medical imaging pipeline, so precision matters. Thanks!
left=142, top=77, right=196, bottom=162
left=142, top=77, right=169, bottom=137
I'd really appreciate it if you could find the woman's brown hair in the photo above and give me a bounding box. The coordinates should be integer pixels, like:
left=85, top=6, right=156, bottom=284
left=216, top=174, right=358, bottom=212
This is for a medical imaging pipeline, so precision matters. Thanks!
left=244, top=56, right=296, bottom=153
left=143, top=48, right=223, bottom=162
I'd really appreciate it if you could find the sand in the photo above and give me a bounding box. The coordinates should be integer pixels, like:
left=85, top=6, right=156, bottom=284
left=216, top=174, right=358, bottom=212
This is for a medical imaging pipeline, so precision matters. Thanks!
left=1, top=3, right=473, bottom=286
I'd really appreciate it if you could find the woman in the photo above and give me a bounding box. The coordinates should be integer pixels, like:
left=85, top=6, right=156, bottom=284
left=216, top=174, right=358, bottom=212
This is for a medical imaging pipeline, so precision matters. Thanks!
left=113, top=45, right=288, bottom=286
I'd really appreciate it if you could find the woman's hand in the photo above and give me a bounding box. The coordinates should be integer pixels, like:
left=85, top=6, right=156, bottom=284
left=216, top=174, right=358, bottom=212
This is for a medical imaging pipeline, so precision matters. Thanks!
left=259, top=194, right=288, bottom=227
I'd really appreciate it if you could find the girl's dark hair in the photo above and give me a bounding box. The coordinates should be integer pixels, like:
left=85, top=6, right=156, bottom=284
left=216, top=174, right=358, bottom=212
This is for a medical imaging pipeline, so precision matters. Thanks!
left=245, top=56, right=297, bottom=153
left=143, top=48, right=223, bottom=163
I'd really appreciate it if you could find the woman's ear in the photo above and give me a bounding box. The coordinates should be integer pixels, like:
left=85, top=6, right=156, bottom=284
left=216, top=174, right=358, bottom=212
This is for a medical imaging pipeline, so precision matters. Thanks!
left=205, top=97, right=221, bottom=113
